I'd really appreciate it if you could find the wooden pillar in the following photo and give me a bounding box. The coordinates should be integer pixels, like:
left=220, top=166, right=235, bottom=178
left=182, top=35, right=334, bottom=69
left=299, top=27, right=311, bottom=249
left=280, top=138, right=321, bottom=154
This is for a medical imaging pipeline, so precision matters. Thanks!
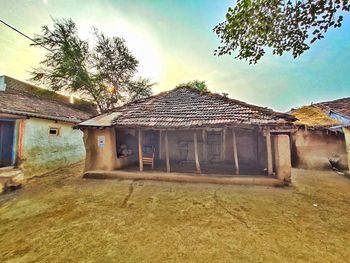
left=165, top=130, right=170, bottom=172
left=232, top=128, right=239, bottom=175
left=159, top=130, right=162, bottom=159
left=202, top=129, right=207, bottom=162
left=222, top=127, right=226, bottom=161
left=266, top=127, right=273, bottom=176
left=138, top=129, right=143, bottom=172
left=194, top=130, right=201, bottom=174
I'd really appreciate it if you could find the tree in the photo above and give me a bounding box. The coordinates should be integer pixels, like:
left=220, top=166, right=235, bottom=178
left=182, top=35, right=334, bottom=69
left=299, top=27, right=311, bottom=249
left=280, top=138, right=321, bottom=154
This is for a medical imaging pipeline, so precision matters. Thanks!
left=31, top=18, right=153, bottom=112
left=176, top=80, right=208, bottom=92
left=124, top=77, right=155, bottom=103
left=214, top=0, right=350, bottom=64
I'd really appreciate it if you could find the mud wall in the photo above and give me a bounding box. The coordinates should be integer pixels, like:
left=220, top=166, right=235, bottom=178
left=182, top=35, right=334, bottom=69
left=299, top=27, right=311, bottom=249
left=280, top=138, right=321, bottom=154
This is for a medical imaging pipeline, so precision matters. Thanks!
left=273, top=135, right=291, bottom=182
left=83, top=127, right=138, bottom=172
left=21, top=118, right=86, bottom=177
left=292, top=129, right=348, bottom=170
left=84, top=128, right=117, bottom=171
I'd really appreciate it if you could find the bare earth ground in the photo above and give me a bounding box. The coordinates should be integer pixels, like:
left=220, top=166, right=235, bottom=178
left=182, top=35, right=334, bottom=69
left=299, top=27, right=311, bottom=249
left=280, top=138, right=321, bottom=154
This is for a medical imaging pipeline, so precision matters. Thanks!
left=0, top=163, right=350, bottom=263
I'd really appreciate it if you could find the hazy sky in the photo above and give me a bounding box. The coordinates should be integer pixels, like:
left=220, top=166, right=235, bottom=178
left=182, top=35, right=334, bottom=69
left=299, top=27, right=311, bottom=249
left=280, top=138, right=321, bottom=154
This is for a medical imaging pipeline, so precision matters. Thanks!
left=0, top=0, right=349, bottom=112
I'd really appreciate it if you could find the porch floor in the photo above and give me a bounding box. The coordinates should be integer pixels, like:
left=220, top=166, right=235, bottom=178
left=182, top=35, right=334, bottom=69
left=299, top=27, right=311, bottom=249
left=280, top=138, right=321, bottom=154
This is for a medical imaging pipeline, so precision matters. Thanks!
left=84, top=170, right=284, bottom=186
left=125, top=160, right=267, bottom=176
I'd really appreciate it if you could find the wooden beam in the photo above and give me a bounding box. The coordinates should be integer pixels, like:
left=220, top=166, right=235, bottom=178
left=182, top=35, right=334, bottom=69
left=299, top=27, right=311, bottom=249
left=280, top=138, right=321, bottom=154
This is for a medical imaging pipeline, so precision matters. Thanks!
left=270, top=129, right=296, bottom=133
left=138, top=129, right=143, bottom=172
left=222, top=127, right=226, bottom=161
left=165, top=130, right=170, bottom=172
left=194, top=130, right=201, bottom=174
left=202, top=129, right=207, bottom=162
left=232, top=128, right=239, bottom=175
left=159, top=130, right=162, bottom=159
left=266, top=127, right=273, bottom=176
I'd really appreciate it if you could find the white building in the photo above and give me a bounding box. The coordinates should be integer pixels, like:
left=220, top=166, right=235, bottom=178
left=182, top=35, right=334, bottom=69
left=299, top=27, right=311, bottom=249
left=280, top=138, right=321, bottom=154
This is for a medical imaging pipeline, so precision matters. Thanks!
left=0, top=75, right=96, bottom=178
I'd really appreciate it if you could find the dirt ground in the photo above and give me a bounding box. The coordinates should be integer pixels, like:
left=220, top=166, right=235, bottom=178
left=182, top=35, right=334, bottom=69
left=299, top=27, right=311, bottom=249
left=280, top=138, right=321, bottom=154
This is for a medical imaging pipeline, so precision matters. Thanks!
left=1, top=163, right=350, bottom=263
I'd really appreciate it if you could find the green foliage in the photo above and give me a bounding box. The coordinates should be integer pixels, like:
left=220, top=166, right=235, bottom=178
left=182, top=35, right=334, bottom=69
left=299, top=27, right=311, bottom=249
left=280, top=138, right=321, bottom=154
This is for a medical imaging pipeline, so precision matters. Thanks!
left=214, top=0, right=349, bottom=63
left=176, top=80, right=208, bottom=92
left=31, top=18, right=154, bottom=112
left=125, top=77, right=156, bottom=103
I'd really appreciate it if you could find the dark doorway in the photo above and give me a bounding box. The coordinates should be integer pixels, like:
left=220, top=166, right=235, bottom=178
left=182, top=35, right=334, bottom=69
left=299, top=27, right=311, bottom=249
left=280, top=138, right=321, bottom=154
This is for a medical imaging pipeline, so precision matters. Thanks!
left=0, top=120, right=16, bottom=167
left=207, top=131, right=222, bottom=161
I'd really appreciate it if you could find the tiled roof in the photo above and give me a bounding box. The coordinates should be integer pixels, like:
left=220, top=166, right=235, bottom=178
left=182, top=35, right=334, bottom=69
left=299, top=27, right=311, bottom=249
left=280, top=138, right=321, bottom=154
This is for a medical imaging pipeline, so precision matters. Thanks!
left=79, top=87, right=295, bottom=128
left=0, top=76, right=97, bottom=123
left=313, top=97, right=350, bottom=118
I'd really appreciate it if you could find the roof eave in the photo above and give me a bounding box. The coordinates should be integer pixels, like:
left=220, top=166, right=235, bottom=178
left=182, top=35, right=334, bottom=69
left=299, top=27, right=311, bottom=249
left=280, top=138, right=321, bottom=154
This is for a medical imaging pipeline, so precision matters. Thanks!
left=0, top=108, right=84, bottom=124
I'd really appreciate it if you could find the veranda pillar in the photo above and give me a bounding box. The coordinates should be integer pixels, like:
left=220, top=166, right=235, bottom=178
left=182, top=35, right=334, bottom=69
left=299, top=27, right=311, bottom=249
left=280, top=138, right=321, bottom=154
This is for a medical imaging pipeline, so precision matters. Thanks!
left=138, top=129, right=143, bottom=172
left=266, top=127, right=273, bottom=176
left=194, top=130, right=201, bottom=174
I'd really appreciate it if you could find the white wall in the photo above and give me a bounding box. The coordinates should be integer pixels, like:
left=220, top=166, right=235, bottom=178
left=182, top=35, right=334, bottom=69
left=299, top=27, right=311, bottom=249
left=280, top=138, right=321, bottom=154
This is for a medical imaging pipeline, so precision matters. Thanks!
left=21, top=118, right=85, bottom=176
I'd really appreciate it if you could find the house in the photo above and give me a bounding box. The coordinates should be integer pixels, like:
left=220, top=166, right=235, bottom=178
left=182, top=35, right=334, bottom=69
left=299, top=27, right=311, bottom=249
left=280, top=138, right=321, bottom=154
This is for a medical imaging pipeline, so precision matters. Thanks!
left=290, top=97, right=350, bottom=171
left=0, top=75, right=96, bottom=178
left=77, top=87, right=295, bottom=185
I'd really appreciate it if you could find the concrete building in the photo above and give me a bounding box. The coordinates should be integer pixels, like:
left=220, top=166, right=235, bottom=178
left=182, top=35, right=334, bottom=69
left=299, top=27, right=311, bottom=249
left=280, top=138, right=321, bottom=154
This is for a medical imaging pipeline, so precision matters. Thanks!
left=290, top=97, right=350, bottom=172
left=0, top=75, right=96, bottom=178
left=78, top=87, right=295, bottom=186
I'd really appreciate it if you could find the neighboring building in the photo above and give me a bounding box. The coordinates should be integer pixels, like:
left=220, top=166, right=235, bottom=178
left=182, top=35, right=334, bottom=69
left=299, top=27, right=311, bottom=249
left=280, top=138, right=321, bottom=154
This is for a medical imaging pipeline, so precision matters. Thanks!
left=0, top=75, right=96, bottom=178
left=290, top=97, right=350, bottom=171
left=78, top=87, right=295, bottom=185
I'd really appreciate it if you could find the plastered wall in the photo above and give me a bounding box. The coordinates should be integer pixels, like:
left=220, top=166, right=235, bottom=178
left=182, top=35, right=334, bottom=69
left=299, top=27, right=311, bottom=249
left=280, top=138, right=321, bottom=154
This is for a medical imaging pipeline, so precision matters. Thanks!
left=292, top=129, right=348, bottom=170
left=273, top=135, right=292, bottom=182
left=21, top=118, right=86, bottom=176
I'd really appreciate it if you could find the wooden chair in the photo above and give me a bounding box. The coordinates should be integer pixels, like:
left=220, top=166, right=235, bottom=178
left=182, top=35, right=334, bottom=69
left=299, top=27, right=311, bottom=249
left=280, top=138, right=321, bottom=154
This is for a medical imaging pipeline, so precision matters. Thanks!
left=142, top=146, right=155, bottom=169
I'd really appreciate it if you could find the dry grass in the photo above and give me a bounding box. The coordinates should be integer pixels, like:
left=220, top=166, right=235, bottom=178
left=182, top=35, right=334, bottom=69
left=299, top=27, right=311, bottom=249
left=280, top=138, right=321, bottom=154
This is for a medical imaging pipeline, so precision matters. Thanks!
left=290, top=105, right=339, bottom=126
left=1, top=163, right=350, bottom=262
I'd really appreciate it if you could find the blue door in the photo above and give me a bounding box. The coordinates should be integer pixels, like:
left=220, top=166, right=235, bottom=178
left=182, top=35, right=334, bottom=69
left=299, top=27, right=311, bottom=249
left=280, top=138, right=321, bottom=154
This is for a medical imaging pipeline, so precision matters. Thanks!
left=0, top=120, right=15, bottom=167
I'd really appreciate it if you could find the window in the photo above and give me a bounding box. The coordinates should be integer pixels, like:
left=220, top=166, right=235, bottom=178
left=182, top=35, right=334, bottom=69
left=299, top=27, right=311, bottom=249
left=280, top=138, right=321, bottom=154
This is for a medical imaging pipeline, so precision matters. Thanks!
left=49, top=127, right=60, bottom=136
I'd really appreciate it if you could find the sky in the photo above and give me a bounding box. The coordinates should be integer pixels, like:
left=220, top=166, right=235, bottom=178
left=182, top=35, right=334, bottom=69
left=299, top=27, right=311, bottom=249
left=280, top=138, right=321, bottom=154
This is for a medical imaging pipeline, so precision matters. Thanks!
left=0, top=0, right=349, bottom=112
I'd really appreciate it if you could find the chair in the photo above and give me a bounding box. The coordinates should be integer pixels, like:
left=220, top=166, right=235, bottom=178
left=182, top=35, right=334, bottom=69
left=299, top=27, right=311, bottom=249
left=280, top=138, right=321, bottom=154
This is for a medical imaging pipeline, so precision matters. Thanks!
left=142, top=146, right=155, bottom=169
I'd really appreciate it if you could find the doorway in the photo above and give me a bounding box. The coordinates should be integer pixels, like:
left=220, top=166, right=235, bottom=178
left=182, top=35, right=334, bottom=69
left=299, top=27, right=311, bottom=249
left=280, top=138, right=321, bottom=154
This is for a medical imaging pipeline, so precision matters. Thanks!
left=0, top=120, right=16, bottom=167
left=207, top=131, right=222, bottom=161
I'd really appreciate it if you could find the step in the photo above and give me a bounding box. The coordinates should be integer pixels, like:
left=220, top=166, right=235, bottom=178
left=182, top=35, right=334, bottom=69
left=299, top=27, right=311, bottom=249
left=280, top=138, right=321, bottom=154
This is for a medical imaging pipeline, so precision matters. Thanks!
left=0, top=167, right=23, bottom=194
left=0, top=176, right=22, bottom=194
left=0, top=167, right=24, bottom=179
